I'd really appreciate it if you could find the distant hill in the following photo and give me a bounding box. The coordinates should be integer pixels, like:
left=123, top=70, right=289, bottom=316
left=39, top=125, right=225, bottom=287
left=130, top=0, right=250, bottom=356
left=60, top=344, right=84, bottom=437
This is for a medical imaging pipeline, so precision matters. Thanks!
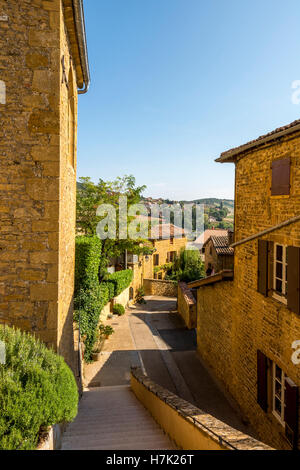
left=142, top=196, right=234, bottom=208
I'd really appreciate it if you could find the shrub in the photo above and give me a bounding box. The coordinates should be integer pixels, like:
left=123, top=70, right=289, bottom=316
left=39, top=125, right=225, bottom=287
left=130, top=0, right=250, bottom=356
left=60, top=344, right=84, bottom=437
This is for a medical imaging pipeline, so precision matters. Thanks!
left=0, top=325, right=78, bottom=450
left=75, top=236, right=102, bottom=294
left=113, top=303, right=125, bottom=316
left=104, top=269, right=133, bottom=297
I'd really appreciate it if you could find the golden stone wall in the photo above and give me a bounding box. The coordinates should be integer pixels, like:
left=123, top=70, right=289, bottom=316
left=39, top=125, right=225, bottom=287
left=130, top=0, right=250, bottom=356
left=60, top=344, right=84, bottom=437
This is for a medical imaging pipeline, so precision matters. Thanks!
left=0, top=0, right=79, bottom=371
left=177, top=282, right=196, bottom=329
left=197, top=132, right=300, bottom=450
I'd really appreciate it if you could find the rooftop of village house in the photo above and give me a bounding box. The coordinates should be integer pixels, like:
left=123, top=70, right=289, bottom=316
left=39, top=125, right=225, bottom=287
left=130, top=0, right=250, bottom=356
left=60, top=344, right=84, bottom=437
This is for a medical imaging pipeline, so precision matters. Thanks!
left=203, top=235, right=234, bottom=256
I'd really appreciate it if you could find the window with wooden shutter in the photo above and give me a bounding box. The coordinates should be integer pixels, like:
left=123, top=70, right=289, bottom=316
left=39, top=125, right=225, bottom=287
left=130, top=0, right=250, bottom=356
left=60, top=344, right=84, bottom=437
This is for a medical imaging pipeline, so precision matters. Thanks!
left=284, top=377, right=299, bottom=449
left=257, top=350, right=268, bottom=412
left=271, top=157, right=290, bottom=196
left=153, top=254, right=159, bottom=266
left=287, top=246, right=300, bottom=315
left=258, top=240, right=269, bottom=296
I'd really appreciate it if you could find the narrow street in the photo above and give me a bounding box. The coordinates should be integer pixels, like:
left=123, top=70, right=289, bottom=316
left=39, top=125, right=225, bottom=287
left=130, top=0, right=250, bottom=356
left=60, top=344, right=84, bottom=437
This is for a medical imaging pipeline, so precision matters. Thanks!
left=84, top=296, right=255, bottom=437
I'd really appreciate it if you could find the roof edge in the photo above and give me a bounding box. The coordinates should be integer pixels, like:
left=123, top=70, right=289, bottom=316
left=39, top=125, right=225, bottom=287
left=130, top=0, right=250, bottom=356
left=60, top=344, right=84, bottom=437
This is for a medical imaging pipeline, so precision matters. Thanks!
left=216, top=120, right=300, bottom=163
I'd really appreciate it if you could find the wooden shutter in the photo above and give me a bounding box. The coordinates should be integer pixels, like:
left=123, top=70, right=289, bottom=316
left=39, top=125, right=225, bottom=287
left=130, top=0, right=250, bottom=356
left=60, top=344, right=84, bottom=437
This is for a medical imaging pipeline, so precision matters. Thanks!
left=287, top=246, right=300, bottom=315
left=258, top=240, right=269, bottom=296
left=284, top=377, right=299, bottom=449
left=257, top=350, right=268, bottom=412
left=271, top=157, right=290, bottom=196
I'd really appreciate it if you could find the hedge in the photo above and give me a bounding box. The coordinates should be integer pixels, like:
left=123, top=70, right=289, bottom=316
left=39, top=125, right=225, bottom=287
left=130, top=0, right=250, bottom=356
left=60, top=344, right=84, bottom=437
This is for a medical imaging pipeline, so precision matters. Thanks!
left=74, top=238, right=134, bottom=361
left=75, top=236, right=102, bottom=294
left=0, top=325, right=78, bottom=450
left=104, top=269, right=134, bottom=297
left=74, top=282, right=110, bottom=360
left=74, top=236, right=104, bottom=361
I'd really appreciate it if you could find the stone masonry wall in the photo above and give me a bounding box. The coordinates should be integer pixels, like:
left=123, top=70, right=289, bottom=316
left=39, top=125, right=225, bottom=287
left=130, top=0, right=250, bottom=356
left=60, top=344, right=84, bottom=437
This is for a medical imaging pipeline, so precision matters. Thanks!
left=144, top=279, right=177, bottom=297
left=178, top=282, right=196, bottom=329
left=0, top=0, right=78, bottom=370
left=131, top=367, right=272, bottom=450
left=197, top=132, right=300, bottom=450
left=57, top=2, right=78, bottom=369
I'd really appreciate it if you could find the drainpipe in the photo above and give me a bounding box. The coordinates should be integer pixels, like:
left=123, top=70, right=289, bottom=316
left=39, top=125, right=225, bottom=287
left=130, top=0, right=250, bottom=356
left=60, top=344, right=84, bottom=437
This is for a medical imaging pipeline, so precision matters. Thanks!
left=72, top=0, right=90, bottom=94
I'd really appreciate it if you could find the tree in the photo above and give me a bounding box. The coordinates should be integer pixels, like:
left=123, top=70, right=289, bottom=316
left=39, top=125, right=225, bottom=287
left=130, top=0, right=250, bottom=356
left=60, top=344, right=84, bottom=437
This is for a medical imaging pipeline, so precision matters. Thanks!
left=76, top=175, right=153, bottom=277
left=166, top=248, right=205, bottom=283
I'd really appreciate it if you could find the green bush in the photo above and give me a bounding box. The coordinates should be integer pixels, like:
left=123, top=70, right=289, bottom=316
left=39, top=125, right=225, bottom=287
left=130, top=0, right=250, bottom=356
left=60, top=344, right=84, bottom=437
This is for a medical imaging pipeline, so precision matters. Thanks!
left=104, top=269, right=133, bottom=297
left=74, top=236, right=108, bottom=361
left=75, top=236, right=102, bottom=294
left=0, top=325, right=78, bottom=450
left=113, top=303, right=125, bottom=316
left=74, top=282, right=110, bottom=361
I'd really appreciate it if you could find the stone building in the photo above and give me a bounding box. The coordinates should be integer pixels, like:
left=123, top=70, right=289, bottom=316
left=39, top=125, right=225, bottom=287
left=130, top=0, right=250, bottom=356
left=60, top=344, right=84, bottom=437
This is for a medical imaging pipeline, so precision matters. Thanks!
left=195, top=119, right=300, bottom=450
left=203, top=231, right=234, bottom=273
left=147, top=224, right=187, bottom=280
left=0, top=0, right=90, bottom=371
left=126, top=224, right=187, bottom=298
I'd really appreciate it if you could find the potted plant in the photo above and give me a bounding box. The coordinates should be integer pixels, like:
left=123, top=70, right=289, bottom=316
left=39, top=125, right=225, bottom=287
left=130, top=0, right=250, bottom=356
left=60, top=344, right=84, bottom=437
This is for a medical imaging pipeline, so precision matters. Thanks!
left=136, top=287, right=146, bottom=304
left=99, top=324, right=114, bottom=340
left=91, top=331, right=104, bottom=361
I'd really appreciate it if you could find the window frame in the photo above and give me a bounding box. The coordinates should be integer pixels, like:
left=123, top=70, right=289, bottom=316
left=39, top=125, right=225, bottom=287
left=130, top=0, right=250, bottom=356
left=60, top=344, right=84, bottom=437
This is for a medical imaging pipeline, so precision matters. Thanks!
left=153, top=253, right=159, bottom=266
left=272, top=362, right=286, bottom=427
left=273, top=243, right=288, bottom=304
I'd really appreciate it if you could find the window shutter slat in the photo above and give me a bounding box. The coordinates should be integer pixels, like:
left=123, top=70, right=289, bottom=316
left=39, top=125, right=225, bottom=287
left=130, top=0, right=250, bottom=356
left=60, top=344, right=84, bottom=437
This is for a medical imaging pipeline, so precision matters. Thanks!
left=257, top=350, right=268, bottom=412
left=258, top=240, right=268, bottom=296
left=284, top=377, right=299, bottom=449
left=287, top=246, right=300, bottom=315
left=271, top=157, right=290, bottom=196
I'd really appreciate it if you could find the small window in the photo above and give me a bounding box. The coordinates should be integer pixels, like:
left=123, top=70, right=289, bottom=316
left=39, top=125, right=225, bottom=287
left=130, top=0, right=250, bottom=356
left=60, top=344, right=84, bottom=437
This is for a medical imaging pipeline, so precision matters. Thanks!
left=170, top=238, right=174, bottom=245
left=272, top=362, right=286, bottom=425
left=158, top=272, right=162, bottom=280
left=153, top=254, right=159, bottom=266
left=271, top=158, right=290, bottom=196
left=273, top=244, right=287, bottom=301
left=167, top=251, right=176, bottom=262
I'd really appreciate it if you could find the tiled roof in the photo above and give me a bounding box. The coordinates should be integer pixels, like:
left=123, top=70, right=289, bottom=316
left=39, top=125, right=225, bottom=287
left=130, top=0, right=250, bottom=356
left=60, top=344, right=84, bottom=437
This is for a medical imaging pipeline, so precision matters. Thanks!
left=193, top=229, right=229, bottom=247
left=217, top=119, right=300, bottom=162
left=209, top=235, right=234, bottom=255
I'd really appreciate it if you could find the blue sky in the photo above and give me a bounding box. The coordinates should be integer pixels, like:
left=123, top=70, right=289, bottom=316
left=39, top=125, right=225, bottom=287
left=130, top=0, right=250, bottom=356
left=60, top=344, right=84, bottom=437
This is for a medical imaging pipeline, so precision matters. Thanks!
left=77, top=0, right=300, bottom=200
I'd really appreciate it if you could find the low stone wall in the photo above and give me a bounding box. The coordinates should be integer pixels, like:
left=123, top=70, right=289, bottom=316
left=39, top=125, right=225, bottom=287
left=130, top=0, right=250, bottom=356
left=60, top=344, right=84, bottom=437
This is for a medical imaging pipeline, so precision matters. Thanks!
left=178, top=282, right=197, bottom=329
left=131, top=368, right=272, bottom=451
left=100, top=286, right=130, bottom=321
left=143, top=279, right=177, bottom=297
left=37, top=423, right=66, bottom=450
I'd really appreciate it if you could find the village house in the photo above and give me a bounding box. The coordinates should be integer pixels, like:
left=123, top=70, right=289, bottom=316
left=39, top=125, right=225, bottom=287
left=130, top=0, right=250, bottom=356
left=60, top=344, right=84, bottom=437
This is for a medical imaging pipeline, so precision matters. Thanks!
left=0, top=0, right=90, bottom=371
left=192, top=228, right=229, bottom=254
left=203, top=230, right=234, bottom=273
left=192, top=119, right=300, bottom=450
left=124, top=224, right=187, bottom=299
